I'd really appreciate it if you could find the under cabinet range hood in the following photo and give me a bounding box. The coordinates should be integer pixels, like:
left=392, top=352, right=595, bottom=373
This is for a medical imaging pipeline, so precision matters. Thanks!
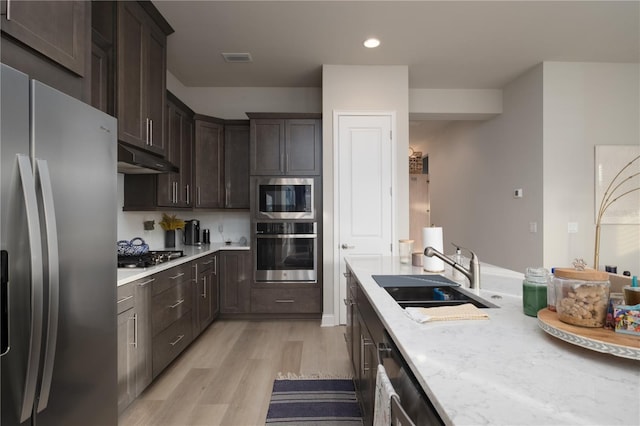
left=117, top=144, right=178, bottom=174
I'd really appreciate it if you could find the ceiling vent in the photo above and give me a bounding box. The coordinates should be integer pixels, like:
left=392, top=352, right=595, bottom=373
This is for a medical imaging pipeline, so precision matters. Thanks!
left=221, top=52, right=253, bottom=63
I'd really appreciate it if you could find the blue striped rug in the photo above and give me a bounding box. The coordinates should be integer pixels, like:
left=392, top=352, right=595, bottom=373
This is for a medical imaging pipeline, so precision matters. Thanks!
left=265, top=378, right=363, bottom=425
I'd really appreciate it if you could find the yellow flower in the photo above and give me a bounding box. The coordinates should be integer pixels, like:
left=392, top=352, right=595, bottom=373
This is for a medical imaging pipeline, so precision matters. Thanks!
left=158, top=213, right=185, bottom=231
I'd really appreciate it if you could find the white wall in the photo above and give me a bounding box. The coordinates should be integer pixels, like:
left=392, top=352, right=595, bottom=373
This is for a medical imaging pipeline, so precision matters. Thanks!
left=322, top=65, right=410, bottom=325
left=426, top=65, right=544, bottom=273
left=543, top=62, right=639, bottom=273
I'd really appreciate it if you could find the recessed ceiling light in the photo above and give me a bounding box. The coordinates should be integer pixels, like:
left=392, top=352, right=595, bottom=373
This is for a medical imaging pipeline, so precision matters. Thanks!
left=363, top=38, right=380, bottom=48
left=221, top=52, right=253, bottom=63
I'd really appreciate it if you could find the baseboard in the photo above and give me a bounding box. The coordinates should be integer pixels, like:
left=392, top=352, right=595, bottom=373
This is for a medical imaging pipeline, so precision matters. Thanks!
left=321, top=313, right=336, bottom=327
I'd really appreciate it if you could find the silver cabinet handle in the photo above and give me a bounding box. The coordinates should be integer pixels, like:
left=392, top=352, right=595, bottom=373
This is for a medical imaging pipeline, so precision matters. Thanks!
left=117, top=295, right=133, bottom=304
left=34, top=159, right=60, bottom=413
left=130, top=313, right=138, bottom=348
left=149, top=119, right=153, bottom=146
left=169, top=335, right=184, bottom=347
left=213, top=256, right=217, bottom=275
left=16, top=155, right=45, bottom=422
left=341, top=244, right=355, bottom=249
left=145, top=118, right=150, bottom=145
left=275, top=299, right=294, bottom=303
left=203, top=260, right=214, bottom=265
left=169, top=272, right=184, bottom=280
left=202, top=276, right=207, bottom=298
left=169, top=299, right=184, bottom=309
left=173, top=182, right=177, bottom=204
left=137, top=278, right=155, bottom=287
left=197, top=186, right=201, bottom=205
left=343, top=272, right=351, bottom=278
left=186, top=184, right=190, bottom=205
left=6, top=0, right=11, bottom=20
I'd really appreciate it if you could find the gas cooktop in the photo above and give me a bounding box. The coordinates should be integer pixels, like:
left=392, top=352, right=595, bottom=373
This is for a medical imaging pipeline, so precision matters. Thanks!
left=117, top=250, right=184, bottom=268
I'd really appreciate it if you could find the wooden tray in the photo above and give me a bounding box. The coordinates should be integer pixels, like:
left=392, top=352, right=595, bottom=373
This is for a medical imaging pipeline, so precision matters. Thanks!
left=537, top=308, right=640, bottom=360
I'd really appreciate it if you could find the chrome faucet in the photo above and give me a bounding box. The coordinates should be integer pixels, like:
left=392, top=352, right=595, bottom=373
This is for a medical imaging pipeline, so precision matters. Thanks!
left=424, top=245, right=481, bottom=292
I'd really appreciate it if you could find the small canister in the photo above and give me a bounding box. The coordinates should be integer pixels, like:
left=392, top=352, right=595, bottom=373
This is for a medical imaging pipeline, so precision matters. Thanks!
left=554, top=268, right=610, bottom=328
left=202, top=229, right=211, bottom=244
left=523, top=267, right=549, bottom=317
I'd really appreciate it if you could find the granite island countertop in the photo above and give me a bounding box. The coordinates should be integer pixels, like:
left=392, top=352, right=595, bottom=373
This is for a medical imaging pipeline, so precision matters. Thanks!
left=345, top=256, right=639, bottom=426
left=117, top=243, right=249, bottom=286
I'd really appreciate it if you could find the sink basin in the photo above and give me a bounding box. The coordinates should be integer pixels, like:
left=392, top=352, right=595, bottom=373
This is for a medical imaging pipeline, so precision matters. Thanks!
left=384, top=285, right=498, bottom=309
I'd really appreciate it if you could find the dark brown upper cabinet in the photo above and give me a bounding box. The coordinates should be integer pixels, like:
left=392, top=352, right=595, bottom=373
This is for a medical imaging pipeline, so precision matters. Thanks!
left=116, top=1, right=172, bottom=156
left=1, top=0, right=87, bottom=76
left=194, top=116, right=224, bottom=209
left=224, top=121, right=250, bottom=209
left=248, top=114, right=322, bottom=176
left=157, top=93, right=193, bottom=208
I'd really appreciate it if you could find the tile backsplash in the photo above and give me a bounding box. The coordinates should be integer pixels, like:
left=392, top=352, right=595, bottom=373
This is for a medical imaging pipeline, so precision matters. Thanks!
left=117, top=174, right=250, bottom=249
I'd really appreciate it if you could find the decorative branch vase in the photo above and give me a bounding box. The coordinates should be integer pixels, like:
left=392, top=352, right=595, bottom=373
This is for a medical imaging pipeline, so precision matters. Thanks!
left=165, top=230, right=176, bottom=248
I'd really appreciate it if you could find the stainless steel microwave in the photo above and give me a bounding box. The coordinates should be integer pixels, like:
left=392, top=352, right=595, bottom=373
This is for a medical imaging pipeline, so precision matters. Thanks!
left=254, top=177, right=315, bottom=220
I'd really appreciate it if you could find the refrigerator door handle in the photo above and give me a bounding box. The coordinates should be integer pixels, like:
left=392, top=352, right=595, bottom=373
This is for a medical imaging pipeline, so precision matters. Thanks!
left=34, top=159, right=60, bottom=413
left=16, top=155, right=45, bottom=423
left=1, top=250, right=9, bottom=356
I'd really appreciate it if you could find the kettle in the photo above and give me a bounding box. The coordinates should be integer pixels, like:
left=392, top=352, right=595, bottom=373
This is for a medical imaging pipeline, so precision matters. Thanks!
left=184, top=219, right=200, bottom=245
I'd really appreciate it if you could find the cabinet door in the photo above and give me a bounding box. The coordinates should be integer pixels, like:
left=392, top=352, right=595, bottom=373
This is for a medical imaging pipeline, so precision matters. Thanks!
left=250, top=119, right=284, bottom=175
left=224, top=124, right=250, bottom=208
left=180, top=115, right=194, bottom=207
left=1, top=0, right=87, bottom=76
left=117, top=308, right=135, bottom=414
left=145, top=22, right=166, bottom=156
left=285, top=119, right=322, bottom=175
left=117, top=2, right=146, bottom=149
left=157, top=101, right=181, bottom=207
left=194, top=120, right=224, bottom=208
left=134, top=276, right=154, bottom=396
left=220, top=251, right=251, bottom=314
left=211, top=255, right=220, bottom=318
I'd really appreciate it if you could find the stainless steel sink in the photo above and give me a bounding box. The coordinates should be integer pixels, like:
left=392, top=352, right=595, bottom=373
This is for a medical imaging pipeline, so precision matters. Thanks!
left=383, top=285, right=498, bottom=309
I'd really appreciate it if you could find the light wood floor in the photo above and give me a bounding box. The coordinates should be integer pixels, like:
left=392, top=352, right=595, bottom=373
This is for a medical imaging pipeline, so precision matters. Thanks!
left=119, top=320, right=352, bottom=426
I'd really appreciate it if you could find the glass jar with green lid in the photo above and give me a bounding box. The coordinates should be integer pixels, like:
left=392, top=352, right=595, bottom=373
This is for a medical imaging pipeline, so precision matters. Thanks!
left=523, top=267, right=549, bottom=317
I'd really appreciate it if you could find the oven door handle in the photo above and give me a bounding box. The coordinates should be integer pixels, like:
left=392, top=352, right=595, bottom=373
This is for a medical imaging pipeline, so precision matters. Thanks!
left=255, top=234, right=317, bottom=239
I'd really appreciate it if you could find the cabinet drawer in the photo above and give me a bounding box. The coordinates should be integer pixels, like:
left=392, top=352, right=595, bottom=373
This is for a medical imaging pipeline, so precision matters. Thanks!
left=152, top=311, right=192, bottom=378
left=151, top=281, right=192, bottom=336
left=151, top=263, right=192, bottom=296
left=251, top=287, right=321, bottom=313
left=117, top=283, right=135, bottom=314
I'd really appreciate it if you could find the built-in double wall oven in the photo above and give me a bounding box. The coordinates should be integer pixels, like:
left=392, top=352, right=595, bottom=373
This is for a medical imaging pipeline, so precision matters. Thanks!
left=252, top=177, right=318, bottom=283
left=254, top=222, right=317, bottom=283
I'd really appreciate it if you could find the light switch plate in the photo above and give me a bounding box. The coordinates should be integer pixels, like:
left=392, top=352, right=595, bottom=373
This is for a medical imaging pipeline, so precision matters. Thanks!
left=568, top=222, right=578, bottom=233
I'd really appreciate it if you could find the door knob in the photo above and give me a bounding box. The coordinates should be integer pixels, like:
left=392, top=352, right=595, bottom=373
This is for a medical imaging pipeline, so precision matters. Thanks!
left=341, top=244, right=355, bottom=249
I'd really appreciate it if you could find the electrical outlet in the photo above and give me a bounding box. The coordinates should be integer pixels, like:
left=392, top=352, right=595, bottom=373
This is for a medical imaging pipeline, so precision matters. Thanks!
left=218, top=224, right=224, bottom=233
left=514, top=188, right=523, bottom=198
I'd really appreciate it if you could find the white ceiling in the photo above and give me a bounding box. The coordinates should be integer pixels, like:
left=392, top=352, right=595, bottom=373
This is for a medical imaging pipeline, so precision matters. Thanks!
left=153, top=0, right=639, bottom=89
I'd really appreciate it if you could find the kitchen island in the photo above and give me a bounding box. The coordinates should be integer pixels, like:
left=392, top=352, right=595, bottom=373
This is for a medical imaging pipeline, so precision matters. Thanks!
left=346, top=256, right=639, bottom=425
left=117, top=243, right=249, bottom=286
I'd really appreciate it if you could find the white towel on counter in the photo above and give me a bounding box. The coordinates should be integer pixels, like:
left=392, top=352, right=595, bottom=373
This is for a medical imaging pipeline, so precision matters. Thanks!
left=405, top=303, right=489, bottom=323
left=373, top=364, right=397, bottom=426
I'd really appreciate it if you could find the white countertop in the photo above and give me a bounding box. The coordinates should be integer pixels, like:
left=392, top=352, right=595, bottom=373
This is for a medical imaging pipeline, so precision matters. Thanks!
left=117, top=243, right=250, bottom=286
left=346, top=256, right=640, bottom=426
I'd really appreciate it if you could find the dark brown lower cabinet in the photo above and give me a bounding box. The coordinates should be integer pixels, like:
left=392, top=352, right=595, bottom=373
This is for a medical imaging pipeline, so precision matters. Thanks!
left=220, top=250, right=251, bottom=314
left=117, top=275, right=153, bottom=415
left=193, top=254, right=218, bottom=336
left=150, top=263, right=193, bottom=378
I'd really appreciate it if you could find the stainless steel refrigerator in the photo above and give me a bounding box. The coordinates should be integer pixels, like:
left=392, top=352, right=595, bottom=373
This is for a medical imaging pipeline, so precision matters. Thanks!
left=0, top=64, right=118, bottom=425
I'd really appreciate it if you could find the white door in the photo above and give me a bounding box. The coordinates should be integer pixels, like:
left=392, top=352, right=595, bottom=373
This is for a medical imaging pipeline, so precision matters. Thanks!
left=335, top=114, right=393, bottom=324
